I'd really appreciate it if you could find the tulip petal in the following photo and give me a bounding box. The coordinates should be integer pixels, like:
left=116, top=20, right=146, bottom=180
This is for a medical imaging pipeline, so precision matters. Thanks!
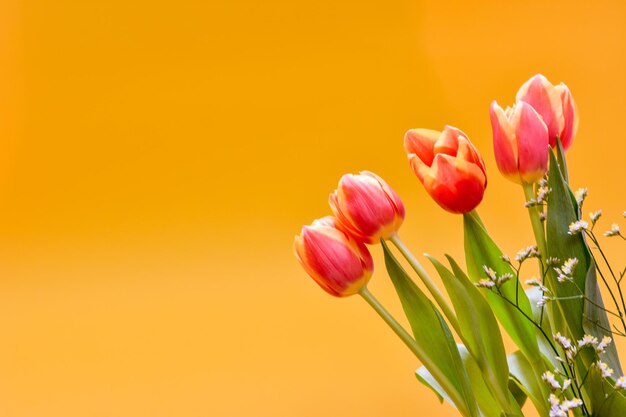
left=435, top=125, right=463, bottom=156
left=513, top=102, right=549, bottom=183
left=427, top=154, right=486, bottom=214
left=490, top=101, right=519, bottom=182
left=297, top=224, right=373, bottom=297
left=516, top=74, right=564, bottom=146
left=556, top=84, right=578, bottom=150
left=404, top=129, right=439, bottom=166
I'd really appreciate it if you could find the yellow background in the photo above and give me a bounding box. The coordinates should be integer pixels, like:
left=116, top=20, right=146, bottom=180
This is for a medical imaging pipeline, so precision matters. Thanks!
left=1, top=1, right=625, bottom=416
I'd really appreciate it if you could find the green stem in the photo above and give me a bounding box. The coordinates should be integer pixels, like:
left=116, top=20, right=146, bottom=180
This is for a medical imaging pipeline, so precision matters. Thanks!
left=523, top=183, right=548, bottom=259
left=358, top=287, right=470, bottom=417
left=389, top=234, right=462, bottom=337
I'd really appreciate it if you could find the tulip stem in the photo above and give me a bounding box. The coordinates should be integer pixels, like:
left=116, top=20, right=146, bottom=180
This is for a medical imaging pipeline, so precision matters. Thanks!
left=358, top=287, right=470, bottom=417
left=523, top=183, right=548, bottom=259
left=389, top=234, right=462, bottom=337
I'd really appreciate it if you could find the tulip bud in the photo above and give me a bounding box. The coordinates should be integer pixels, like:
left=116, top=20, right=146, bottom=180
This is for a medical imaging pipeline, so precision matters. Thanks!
left=329, top=171, right=405, bottom=244
left=404, top=125, right=487, bottom=214
left=490, top=100, right=549, bottom=184
left=294, top=216, right=374, bottom=297
left=516, top=74, right=578, bottom=150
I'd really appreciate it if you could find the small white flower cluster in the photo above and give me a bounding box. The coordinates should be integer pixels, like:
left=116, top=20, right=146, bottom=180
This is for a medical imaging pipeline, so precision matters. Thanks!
left=515, top=245, right=540, bottom=263
left=597, top=360, right=614, bottom=378
left=536, top=185, right=552, bottom=203
left=554, top=258, right=578, bottom=283
left=597, top=336, right=613, bottom=353
left=549, top=394, right=583, bottom=417
left=542, top=369, right=582, bottom=417
left=568, top=221, right=588, bottom=235
left=525, top=277, right=549, bottom=293
left=525, top=182, right=552, bottom=207
left=604, top=224, right=621, bottom=237
left=475, top=266, right=513, bottom=289
left=576, top=334, right=611, bottom=354
left=616, top=376, right=626, bottom=390
left=546, top=256, right=560, bottom=267
left=537, top=295, right=552, bottom=307
left=542, top=371, right=571, bottom=391
left=574, top=187, right=588, bottom=206
left=589, top=209, right=602, bottom=224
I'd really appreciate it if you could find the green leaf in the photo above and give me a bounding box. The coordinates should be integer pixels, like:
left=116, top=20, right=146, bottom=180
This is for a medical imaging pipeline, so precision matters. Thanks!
left=525, top=287, right=559, bottom=370
left=587, top=365, right=626, bottom=416
left=507, top=378, right=527, bottom=409
left=427, top=254, right=512, bottom=413
left=545, top=150, right=622, bottom=376
left=507, top=351, right=550, bottom=417
left=555, top=137, right=569, bottom=183
left=463, top=212, right=541, bottom=361
left=382, top=240, right=479, bottom=417
left=583, top=262, right=623, bottom=376
left=417, top=345, right=502, bottom=417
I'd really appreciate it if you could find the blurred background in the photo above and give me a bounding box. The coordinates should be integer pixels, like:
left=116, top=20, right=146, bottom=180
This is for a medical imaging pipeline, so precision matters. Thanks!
left=1, top=0, right=625, bottom=416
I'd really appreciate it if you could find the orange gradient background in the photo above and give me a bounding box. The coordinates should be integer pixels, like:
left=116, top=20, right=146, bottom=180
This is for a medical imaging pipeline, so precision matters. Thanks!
left=1, top=1, right=625, bottom=416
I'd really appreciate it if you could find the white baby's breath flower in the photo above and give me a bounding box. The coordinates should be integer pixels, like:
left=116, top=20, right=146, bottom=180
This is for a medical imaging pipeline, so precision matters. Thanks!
left=483, top=265, right=497, bottom=281
left=497, top=272, right=513, bottom=286
left=578, top=335, right=598, bottom=349
left=542, top=371, right=561, bottom=390
left=554, top=333, right=572, bottom=350
left=589, top=210, right=603, bottom=224
left=604, top=224, right=621, bottom=237
left=616, top=376, right=626, bottom=390
left=549, top=393, right=583, bottom=417
left=537, top=296, right=552, bottom=307
left=568, top=220, right=589, bottom=235
left=596, top=336, right=612, bottom=353
left=554, top=258, right=578, bottom=283
left=537, top=186, right=551, bottom=203
left=575, top=187, right=588, bottom=205
left=546, top=257, right=560, bottom=266
left=597, top=360, right=614, bottom=378
left=475, top=279, right=495, bottom=289
left=561, top=258, right=578, bottom=275
left=515, top=245, right=539, bottom=262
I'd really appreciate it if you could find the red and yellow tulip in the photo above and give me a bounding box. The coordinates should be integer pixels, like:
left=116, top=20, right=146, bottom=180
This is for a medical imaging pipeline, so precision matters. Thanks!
left=516, top=74, right=578, bottom=150
left=404, top=125, right=487, bottom=214
left=329, top=171, right=405, bottom=244
left=490, top=100, right=549, bottom=184
left=293, top=216, right=374, bottom=297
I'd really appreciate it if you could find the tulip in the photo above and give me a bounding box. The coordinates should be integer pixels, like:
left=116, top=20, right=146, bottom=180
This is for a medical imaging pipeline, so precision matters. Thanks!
left=294, top=216, right=374, bottom=297
left=329, top=171, right=405, bottom=244
left=489, top=100, right=549, bottom=184
left=404, top=125, right=487, bottom=214
left=516, top=74, right=578, bottom=150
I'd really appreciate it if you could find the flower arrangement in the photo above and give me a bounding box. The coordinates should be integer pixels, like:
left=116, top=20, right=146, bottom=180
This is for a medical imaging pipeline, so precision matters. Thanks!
left=294, top=74, right=626, bottom=417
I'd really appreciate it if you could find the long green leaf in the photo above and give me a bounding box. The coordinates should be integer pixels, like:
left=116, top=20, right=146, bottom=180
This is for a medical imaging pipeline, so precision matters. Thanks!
left=545, top=150, right=622, bottom=376
left=381, top=240, right=478, bottom=417
left=586, top=366, right=626, bottom=416
left=507, top=351, right=550, bottom=417
left=463, top=212, right=541, bottom=361
left=427, top=254, right=513, bottom=414
left=417, top=345, right=501, bottom=417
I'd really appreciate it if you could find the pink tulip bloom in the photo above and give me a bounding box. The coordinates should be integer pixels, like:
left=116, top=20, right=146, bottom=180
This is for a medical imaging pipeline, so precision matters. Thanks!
left=490, top=100, right=549, bottom=184
left=404, top=126, right=487, bottom=214
left=294, top=216, right=374, bottom=297
left=516, top=74, right=578, bottom=150
left=329, top=171, right=405, bottom=244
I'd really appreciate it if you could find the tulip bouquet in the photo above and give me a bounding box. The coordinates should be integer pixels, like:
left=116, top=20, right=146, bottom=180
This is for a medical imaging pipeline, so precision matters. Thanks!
left=294, top=74, right=626, bottom=417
